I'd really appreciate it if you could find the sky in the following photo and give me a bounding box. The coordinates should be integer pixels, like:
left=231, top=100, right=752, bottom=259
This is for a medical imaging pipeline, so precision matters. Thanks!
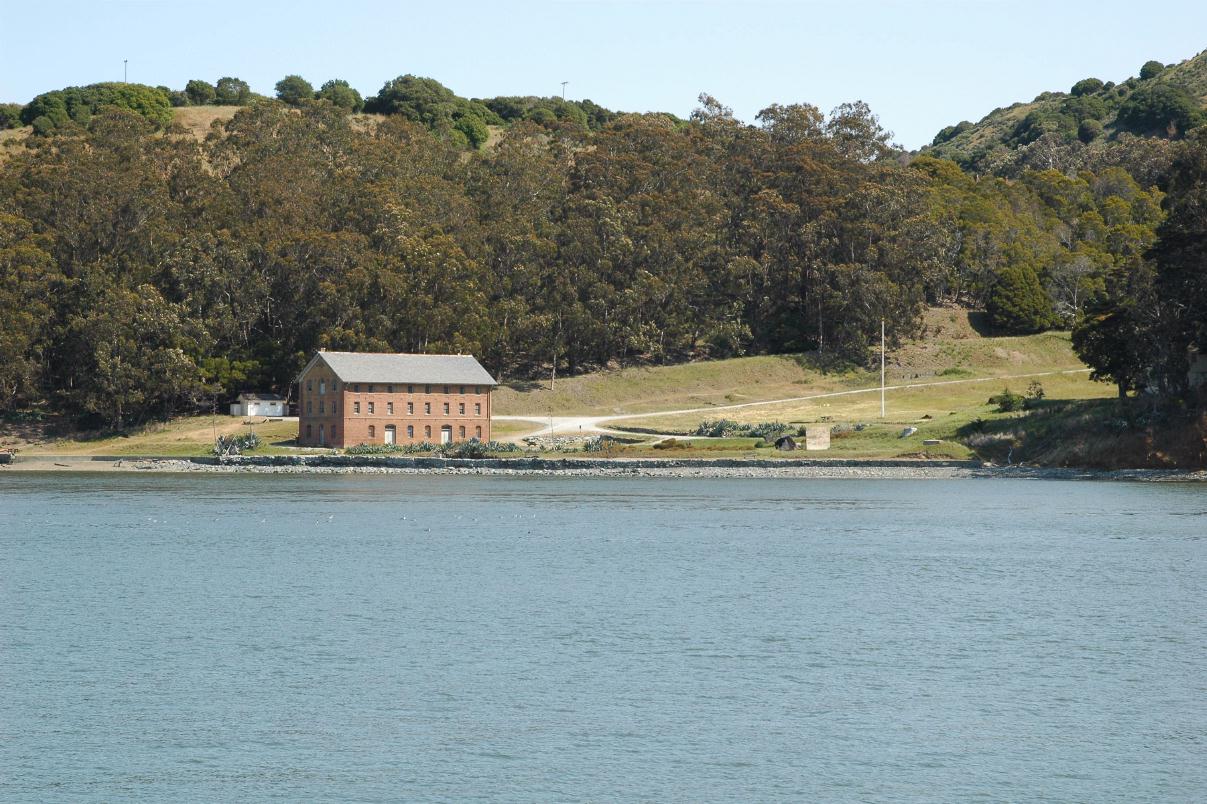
left=2, top=0, right=1205, bottom=149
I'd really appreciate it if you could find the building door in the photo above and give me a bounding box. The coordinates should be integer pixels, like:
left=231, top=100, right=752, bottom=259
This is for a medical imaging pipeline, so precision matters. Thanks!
left=384, top=425, right=396, bottom=445
left=440, top=425, right=452, bottom=445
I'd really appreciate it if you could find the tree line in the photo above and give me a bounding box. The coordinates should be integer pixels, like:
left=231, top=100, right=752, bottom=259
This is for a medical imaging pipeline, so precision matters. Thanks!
left=0, top=83, right=1202, bottom=428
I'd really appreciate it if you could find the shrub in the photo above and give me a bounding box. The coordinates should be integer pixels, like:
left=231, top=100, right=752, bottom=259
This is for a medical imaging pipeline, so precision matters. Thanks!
left=1023, top=381, right=1046, bottom=410
left=748, top=421, right=792, bottom=440
left=1070, top=78, right=1104, bottom=97
left=1078, top=119, right=1104, bottom=144
left=695, top=419, right=741, bottom=437
left=344, top=443, right=407, bottom=455
left=582, top=435, right=617, bottom=452
left=0, top=103, right=23, bottom=129
left=1117, top=84, right=1205, bottom=136
left=212, top=432, right=261, bottom=456
left=989, top=388, right=1025, bottom=412
left=694, top=419, right=790, bottom=439
left=1139, top=60, right=1166, bottom=80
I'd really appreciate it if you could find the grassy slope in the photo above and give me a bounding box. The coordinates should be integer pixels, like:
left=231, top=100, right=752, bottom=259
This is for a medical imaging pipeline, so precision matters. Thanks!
left=495, top=312, right=1098, bottom=419
left=22, top=417, right=303, bottom=457
left=924, top=49, right=1207, bottom=162
left=497, top=310, right=1114, bottom=460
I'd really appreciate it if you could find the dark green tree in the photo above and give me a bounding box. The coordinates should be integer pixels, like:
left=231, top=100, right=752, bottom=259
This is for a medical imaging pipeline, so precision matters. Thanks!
left=184, top=79, right=216, bottom=105
left=1070, top=77, right=1104, bottom=96
left=1072, top=261, right=1159, bottom=397
left=316, top=79, right=363, bottom=112
left=214, top=77, right=251, bottom=105
left=1139, top=60, right=1166, bottom=80
left=274, top=75, right=314, bottom=106
left=0, top=103, right=22, bottom=129
left=1150, top=128, right=1207, bottom=394
left=986, top=263, right=1057, bottom=333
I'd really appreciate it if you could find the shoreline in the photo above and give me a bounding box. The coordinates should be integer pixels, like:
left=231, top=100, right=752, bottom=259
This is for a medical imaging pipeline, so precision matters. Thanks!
left=3, top=454, right=1205, bottom=481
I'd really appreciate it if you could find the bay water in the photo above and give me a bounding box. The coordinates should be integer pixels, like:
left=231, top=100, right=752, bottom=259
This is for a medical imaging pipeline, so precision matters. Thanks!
left=2, top=474, right=1205, bottom=802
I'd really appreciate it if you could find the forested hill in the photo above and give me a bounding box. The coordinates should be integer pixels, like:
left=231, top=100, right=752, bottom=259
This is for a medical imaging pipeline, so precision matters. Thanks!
left=1, top=66, right=1205, bottom=431
left=924, top=51, right=1207, bottom=178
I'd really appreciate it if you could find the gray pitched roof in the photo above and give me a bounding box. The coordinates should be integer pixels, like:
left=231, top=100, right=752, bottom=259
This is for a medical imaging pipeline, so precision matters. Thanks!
left=237, top=393, right=286, bottom=402
left=305, top=351, right=498, bottom=386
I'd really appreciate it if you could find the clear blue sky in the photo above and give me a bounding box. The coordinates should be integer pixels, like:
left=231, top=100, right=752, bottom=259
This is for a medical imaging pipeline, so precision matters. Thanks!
left=2, top=0, right=1204, bottom=148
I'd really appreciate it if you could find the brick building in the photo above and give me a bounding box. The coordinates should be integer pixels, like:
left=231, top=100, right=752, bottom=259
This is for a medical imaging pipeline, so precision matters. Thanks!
left=296, top=351, right=497, bottom=448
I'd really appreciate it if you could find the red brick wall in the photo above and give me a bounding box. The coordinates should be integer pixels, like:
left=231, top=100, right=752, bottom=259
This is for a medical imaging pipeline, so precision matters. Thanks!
left=297, top=368, right=492, bottom=448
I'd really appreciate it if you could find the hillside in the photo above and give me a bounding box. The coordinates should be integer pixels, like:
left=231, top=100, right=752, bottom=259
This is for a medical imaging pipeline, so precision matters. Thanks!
left=923, top=50, right=1207, bottom=174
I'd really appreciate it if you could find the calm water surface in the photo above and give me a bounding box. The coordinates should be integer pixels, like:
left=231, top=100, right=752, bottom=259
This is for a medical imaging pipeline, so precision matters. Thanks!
left=1, top=474, right=1205, bottom=802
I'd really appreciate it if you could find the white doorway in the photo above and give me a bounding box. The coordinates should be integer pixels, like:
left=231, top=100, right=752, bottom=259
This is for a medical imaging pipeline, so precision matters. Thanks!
left=440, top=425, right=452, bottom=445
left=384, top=425, right=396, bottom=445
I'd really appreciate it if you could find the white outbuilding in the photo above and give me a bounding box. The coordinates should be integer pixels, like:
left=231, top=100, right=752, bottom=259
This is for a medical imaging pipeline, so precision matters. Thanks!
left=230, top=393, right=287, bottom=417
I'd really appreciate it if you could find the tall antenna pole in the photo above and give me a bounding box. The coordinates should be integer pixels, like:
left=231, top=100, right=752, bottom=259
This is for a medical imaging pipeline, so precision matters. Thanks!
left=880, top=318, right=886, bottom=418
left=123, top=59, right=128, bottom=83
left=560, top=81, right=568, bottom=101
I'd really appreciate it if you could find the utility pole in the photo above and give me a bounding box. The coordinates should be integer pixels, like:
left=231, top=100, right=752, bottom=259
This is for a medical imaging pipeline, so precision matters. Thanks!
left=880, top=318, right=886, bottom=418
left=123, top=59, right=128, bottom=83
left=560, top=81, right=568, bottom=101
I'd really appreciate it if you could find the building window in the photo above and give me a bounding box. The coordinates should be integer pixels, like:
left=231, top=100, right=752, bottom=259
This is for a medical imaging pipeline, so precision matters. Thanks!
left=387, top=402, right=394, bottom=415
left=353, top=384, right=360, bottom=392
left=474, top=403, right=481, bottom=415
left=424, top=402, right=431, bottom=414
left=306, top=380, right=312, bottom=392
left=319, top=381, right=326, bottom=395
left=425, top=384, right=431, bottom=394
left=332, top=381, right=338, bottom=392
left=475, top=426, right=482, bottom=439
left=306, top=424, right=312, bottom=439
left=443, top=402, right=450, bottom=415
left=444, top=385, right=450, bottom=394
left=332, top=402, right=337, bottom=415
left=424, top=425, right=431, bottom=438
left=407, top=402, right=414, bottom=414
left=387, top=384, right=393, bottom=393
left=368, top=384, right=375, bottom=393
left=368, top=425, right=376, bottom=439
left=354, top=402, right=360, bottom=414
left=408, top=384, right=414, bottom=393
left=332, top=425, right=338, bottom=440
left=459, top=386, right=466, bottom=395
left=307, top=401, right=312, bottom=414
left=458, top=403, right=465, bottom=415
left=407, top=425, right=414, bottom=438
left=319, top=400, right=324, bottom=414
left=458, top=425, right=466, bottom=439
left=367, top=402, right=375, bottom=414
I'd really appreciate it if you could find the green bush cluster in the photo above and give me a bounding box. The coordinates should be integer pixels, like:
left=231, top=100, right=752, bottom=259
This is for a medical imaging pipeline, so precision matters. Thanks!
left=364, top=75, right=501, bottom=149
left=212, top=431, right=261, bottom=456
left=344, top=439, right=520, bottom=457
left=22, top=83, right=172, bottom=134
left=694, top=419, right=792, bottom=439
left=989, top=388, right=1025, bottom=413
